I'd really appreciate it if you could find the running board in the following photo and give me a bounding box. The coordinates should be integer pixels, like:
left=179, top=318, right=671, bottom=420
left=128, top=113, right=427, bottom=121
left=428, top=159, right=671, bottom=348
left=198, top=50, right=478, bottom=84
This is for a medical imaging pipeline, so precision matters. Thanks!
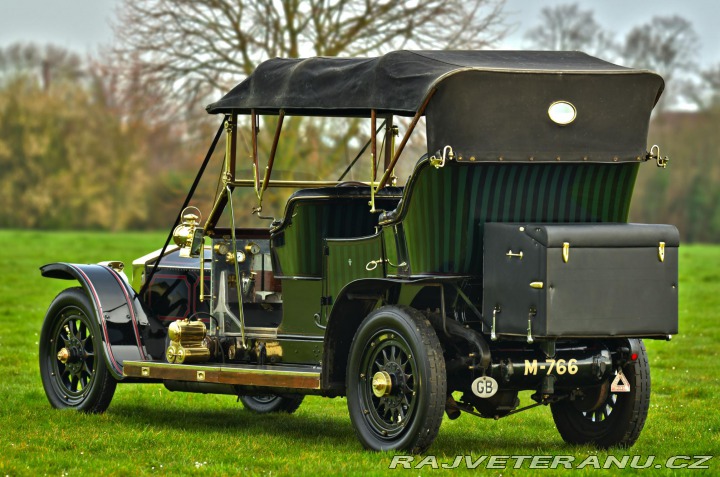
left=123, top=361, right=321, bottom=390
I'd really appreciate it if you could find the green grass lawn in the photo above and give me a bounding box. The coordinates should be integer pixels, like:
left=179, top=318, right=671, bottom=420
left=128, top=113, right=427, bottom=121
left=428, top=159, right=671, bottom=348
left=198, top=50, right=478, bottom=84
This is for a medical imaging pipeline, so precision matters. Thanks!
left=0, top=230, right=718, bottom=475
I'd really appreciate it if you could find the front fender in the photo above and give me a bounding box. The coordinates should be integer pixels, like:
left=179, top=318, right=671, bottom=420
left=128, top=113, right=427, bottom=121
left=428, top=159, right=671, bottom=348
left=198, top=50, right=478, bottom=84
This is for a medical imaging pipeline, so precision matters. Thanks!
left=41, top=263, right=149, bottom=380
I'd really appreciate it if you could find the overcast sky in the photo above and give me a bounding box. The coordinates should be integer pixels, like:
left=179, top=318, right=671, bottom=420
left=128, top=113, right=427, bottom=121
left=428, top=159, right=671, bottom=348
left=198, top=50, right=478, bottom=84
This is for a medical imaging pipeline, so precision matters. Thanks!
left=0, top=0, right=718, bottom=67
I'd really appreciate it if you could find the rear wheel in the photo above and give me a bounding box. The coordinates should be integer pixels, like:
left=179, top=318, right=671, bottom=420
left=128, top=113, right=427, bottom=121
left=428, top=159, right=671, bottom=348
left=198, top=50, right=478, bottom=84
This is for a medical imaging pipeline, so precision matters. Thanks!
left=346, top=306, right=446, bottom=453
left=39, top=288, right=117, bottom=413
left=239, top=394, right=304, bottom=414
left=551, top=339, right=650, bottom=448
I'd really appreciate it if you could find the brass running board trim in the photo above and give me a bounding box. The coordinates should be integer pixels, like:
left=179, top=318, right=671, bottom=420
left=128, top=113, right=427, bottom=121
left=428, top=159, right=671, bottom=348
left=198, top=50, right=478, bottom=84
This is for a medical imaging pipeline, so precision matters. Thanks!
left=123, top=361, right=321, bottom=390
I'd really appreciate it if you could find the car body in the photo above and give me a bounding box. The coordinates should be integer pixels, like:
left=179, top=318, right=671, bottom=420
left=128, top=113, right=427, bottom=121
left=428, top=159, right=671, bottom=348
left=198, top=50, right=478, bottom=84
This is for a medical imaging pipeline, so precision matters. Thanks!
left=39, top=50, right=677, bottom=453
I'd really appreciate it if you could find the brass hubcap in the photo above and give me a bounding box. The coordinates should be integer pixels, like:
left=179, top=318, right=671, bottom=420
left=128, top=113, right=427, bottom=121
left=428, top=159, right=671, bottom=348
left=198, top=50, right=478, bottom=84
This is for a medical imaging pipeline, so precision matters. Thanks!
left=371, top=371, right=393, bottom=398
left=57, top=348, right=70, bottom=364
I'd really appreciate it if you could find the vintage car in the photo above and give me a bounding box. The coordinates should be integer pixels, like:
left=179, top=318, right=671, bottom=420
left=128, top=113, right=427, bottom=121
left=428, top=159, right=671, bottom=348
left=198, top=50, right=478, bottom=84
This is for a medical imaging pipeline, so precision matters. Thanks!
left=39, top=51, right=678, bottom=453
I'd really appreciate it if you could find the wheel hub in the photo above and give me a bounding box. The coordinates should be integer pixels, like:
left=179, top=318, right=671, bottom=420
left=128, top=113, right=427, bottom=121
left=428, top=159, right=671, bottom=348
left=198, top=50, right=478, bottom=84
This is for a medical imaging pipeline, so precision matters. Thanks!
left=57, top=348, right=70, bottom=364
left=372, top=371, right=393, bottom=398
left=57, top=345, right=84, bottom=365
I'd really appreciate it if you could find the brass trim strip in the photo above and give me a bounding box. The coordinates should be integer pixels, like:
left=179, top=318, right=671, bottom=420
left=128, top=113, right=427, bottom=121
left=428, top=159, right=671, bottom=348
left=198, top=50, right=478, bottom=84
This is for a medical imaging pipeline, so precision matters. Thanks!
left=217, top=368, right=320, bottom=377
left=127, top=361, right=222, bottom=372
left=232, top=180, right=355, bottom=189
left=224, top=328, right=278, bottom=339
left=123, top=361, right=322, bottom=390
left=125, top=361, right=320, bottom=376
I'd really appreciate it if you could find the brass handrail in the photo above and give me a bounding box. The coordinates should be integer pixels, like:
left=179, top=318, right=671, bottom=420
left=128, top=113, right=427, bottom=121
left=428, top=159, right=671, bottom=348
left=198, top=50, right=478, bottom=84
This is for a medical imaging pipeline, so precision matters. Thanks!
left=231, top=179, right=369, bottom=188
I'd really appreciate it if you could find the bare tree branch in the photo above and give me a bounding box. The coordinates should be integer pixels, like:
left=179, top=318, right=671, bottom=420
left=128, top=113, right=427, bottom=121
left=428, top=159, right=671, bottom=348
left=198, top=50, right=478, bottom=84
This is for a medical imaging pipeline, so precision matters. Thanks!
left=622, top=15, right=699, bottom=83
left=112, top=0, right=508, bottom=109
left=622, top=15, right=699, bottom=110
left=523, top=3, right=618, bottom=59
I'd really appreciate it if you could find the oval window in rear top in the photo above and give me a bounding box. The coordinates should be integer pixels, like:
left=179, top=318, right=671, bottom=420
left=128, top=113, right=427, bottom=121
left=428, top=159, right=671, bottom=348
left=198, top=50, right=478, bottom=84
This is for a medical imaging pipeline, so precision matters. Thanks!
left=548, top=101, right=577, bottom=125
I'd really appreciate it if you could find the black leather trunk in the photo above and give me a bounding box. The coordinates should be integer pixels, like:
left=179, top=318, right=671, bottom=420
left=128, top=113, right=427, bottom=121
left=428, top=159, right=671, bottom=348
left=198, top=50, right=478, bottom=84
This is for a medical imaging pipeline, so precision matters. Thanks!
left=482, top=223, right=679, bottom=340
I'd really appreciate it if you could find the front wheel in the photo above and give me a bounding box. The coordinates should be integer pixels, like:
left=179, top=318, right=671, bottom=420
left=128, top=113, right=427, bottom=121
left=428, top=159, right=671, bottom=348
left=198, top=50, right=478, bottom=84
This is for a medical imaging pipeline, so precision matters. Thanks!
left=551, top=339, right=650, bottom=448
left=239, top=394, right=304, bottom=413
left=39, top=288, right=117, bottom=413
left=346, top=306, right=446, bottom=453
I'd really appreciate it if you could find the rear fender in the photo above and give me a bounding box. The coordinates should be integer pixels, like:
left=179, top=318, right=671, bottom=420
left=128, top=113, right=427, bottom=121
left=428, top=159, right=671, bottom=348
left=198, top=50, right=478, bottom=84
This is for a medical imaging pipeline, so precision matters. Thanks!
left=322, top=277, right=460, bottom=394
left=41, top=262, right=149, bottom=380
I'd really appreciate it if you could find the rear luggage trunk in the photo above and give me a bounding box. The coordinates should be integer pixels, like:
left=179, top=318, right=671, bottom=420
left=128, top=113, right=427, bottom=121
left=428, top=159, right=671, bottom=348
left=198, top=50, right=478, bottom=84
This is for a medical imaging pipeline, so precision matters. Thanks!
left=482, top=223, right=679, bottom=339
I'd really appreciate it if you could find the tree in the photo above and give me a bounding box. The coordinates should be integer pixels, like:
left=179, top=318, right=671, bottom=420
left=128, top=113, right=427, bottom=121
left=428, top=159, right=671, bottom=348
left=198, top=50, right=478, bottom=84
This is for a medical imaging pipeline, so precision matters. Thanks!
left=110, top=0, right=510, bottom=224
left=633, top=109, right=720, bottom=242
left=0, top=43, right=153, bottom=230
left=702, top=65, right=720, bottom=102
left=622, top=15, right=699, bottom=110
left=685, top=64, right=720, bottom=109
left=523, top=4, right=617, bottom=58
left=0, top=43, right=84, bottom=90
left=113, top=0, right=508, bottom=106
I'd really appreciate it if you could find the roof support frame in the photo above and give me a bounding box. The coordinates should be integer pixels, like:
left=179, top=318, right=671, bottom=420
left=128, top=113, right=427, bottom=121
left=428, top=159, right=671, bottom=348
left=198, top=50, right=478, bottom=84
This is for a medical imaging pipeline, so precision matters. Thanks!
left=383, top=116, right=394, bottom=171
left=371, top=109, right=377, bottom=181
left=251, top=109, right=259, bottom=192
left=259, top=110, right=285, bottom=201
left=377, top=88, right=436, bottom=190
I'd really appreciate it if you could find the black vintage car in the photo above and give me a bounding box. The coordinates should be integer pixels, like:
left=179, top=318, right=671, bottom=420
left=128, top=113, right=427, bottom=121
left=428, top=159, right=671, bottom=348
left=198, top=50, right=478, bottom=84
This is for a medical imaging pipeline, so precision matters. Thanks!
left=39, top=51, right=677, bottom=453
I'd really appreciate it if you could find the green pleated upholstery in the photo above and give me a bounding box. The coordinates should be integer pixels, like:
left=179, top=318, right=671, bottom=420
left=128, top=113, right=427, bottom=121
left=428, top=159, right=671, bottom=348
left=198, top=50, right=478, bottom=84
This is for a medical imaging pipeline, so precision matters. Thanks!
left=272, top=193, right=401, bottom=277
left=394, top=161, right=639, bottom=275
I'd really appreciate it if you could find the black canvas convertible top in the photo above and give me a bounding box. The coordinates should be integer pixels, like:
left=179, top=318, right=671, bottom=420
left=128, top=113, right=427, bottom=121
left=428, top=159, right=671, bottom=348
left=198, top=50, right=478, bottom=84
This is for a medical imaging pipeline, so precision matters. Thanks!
left=206, top=50, right=664, bottom=117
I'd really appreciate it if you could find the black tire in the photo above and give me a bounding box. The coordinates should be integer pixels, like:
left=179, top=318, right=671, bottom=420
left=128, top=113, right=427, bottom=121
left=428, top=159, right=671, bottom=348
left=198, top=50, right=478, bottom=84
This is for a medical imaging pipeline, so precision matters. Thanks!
left=39, top=288, right=117, bottom=413
left=239, top=394, right=304, bottom=413
left=346, top=306, right=446, bottom=453
left=551, top=339, right=650, bottom=448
